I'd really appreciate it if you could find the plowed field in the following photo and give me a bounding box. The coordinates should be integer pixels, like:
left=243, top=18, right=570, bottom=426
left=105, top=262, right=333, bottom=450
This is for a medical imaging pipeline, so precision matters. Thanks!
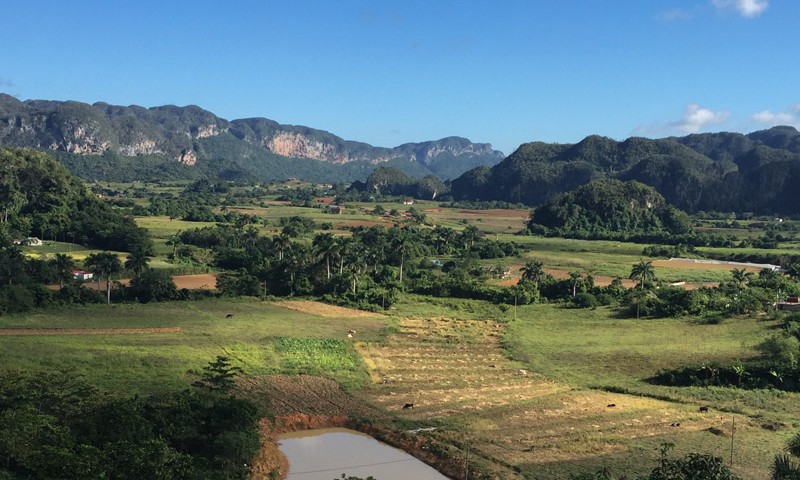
left=354, top=316, right=744, bottom=477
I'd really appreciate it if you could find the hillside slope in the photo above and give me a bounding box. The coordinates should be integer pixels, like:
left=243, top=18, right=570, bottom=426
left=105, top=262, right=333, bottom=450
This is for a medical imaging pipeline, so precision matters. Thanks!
left=0, top=94, right=504, bottom=182
left=450, top=127, right=800, bottom=215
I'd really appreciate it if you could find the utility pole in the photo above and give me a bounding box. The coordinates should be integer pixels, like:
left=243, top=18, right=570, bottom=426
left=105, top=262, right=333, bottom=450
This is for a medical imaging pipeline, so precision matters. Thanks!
left=730, top=416, right=735, bottom=467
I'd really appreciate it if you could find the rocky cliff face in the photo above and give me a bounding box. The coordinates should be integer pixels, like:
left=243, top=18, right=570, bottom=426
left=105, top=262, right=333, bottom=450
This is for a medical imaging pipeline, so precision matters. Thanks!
left=0, top=94, right=505, bottom=179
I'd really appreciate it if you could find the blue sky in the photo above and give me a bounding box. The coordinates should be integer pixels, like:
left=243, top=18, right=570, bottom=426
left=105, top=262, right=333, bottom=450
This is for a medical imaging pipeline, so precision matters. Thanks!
left=1, top=0, right=797, bottom=154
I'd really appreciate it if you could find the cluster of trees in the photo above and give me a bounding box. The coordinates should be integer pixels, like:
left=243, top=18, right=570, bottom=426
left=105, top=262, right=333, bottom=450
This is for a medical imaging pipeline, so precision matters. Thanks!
left=173, top=221, right=518, bottom=310
left=348, top=166, right=447, bottom=201
left=527, top=180, right=694, bottom=242
left=0, top=357, right=262, bottom=479
left=0, top=240, right=183, bottom=313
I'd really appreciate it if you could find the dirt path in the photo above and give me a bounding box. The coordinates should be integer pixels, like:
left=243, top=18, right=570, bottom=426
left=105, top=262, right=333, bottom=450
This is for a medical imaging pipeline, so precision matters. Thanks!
left=0, top=327, right=180, bottom=336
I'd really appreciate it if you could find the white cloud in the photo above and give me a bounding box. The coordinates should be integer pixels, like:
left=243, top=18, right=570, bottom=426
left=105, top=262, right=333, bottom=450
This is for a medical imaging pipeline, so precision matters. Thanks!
left=751, top=105, right=800, bottom=127
left=670, top=103, right=731, bottom=133
left=712, top=0, right=768, bottom=18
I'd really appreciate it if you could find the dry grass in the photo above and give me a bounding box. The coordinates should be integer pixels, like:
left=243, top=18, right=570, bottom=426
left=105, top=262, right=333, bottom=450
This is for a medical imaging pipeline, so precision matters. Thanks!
left=354, top=315, right=760, bottom=478
left=273, top=300, right=384, bottom=318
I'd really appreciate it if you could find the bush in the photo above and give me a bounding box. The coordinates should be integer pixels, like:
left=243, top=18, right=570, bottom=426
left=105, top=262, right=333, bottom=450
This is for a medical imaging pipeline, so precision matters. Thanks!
left=571, top=292, right=598, bottom=309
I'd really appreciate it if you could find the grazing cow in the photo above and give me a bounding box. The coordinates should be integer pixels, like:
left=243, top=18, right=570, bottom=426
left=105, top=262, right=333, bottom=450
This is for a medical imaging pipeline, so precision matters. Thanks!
left=607, top=403, right=616, bottom=408
left=347, top=333, right=353, bottom=338
left=517, top=369, right=528, bottom=376
left=402, top=403, right=414, bottom=410
left=225, top=313, right=233, bottom=318
left=699, top=406, right=709, bottom=413
left=488, top=363, right=497, bottom=368
left=670, top=422, right=681, bottom=427
left=348, top=329, right=357, bottom=335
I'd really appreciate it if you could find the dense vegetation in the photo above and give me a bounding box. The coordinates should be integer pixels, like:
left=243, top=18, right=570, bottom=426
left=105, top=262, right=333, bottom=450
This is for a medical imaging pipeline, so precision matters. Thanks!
left=450, top=126, right=800, bottom=215
left=0, top=358, right=260, bottom=479
left=527, top=179, right=692, bottom=241
left=0, top=148, right=151, bottom=252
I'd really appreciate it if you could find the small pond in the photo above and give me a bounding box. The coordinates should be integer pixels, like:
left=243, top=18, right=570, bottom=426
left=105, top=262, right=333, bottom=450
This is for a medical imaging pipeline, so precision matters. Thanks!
left=279, top=428, right=450, bottom=479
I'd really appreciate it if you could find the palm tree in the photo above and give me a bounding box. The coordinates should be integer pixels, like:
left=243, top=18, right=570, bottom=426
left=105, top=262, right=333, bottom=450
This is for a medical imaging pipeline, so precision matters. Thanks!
left=345, top=246, right=368, bottom=295
left=85, top=252, right=122, bottom=305
left=772, top=455, right=800, bottom=480
left=629, top=260, right=656, bottom=290
left=51, top=253, right=75, bottom=289
left=333, top=236, right=350, bottom=275
left=568, top=271, right=583, bottom=297
left=313, top=233, right=336, bottom=280
left=124, top=248, right=150, bottom=283
left=274, top=233, right=292, bottom=261
left=520, top=260, right=546, bottom=290
left=731, top=267, right=753, bottom=290
left=785, top=264, right=800, bottom=282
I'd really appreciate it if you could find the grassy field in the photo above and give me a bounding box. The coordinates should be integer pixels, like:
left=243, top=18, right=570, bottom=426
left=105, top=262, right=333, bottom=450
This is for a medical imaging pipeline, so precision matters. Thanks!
left=11, top=191, right=800, bottom=478
left=1, top=294, right=795, bottom=477
left=0, top=298, right=390, bottom=393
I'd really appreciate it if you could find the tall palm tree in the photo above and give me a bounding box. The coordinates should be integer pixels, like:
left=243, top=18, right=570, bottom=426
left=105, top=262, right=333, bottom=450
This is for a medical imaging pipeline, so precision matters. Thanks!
left=85, top=252, right=122, bottom=305
left=274, top=233, right=292, bottom=261
left=345, top=245, right=368, bottom=295
left=52, top=253, right=75, bottom=289
left=312, top=233, right=336, bottom=280
left=520, top=260, right=546, bottom=290
left=629, top=260, right=656, bottom=290
left=334, top=236, right=351, bottom=275
left=568, top=271, right=583, bottom=297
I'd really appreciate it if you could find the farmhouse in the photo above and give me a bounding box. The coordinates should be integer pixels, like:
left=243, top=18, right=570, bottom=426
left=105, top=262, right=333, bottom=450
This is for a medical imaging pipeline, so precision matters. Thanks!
left=326, top=205, right=345, bottom=214
left=71, top=270, right=94, bottom=281
left=19, top=237, right=44, bottom=246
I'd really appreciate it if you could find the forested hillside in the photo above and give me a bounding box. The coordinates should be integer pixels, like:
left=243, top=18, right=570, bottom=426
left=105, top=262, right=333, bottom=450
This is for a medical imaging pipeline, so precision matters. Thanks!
left=0, top=148, right=150, bottom=252
left=451, top=126, right=800, bottom=215
left=0, top=94, right=504, bottom=182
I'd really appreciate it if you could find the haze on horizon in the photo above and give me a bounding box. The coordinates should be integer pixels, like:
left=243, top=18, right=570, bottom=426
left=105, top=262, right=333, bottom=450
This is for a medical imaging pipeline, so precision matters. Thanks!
left=1, top=0, right=797, bottom=155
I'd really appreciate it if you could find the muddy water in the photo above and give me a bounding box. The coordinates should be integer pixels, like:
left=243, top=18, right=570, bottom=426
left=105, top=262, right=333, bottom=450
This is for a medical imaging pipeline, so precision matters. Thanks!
left=279, top=428, right=450, bottom=479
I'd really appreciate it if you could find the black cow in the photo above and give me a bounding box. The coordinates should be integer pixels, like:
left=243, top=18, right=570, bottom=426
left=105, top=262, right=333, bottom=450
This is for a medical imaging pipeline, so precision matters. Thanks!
left=402, top=403, right=414, bottom=410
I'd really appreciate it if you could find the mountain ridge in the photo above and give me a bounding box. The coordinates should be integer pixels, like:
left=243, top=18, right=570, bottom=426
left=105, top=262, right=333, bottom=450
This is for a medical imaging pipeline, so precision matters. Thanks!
left=450, top=126, right=800, bottom=215
left=0, top=93, right=505, bottom=181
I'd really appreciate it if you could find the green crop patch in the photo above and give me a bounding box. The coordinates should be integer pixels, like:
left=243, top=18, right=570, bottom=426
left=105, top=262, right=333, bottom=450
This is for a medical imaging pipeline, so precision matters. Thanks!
left=272, top=337, right=360, bottom=375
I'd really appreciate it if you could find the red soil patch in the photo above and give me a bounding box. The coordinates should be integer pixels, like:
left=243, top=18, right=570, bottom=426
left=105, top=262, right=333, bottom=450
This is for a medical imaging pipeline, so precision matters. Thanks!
left=172, top=273, right=218, bottom=289
left=0, top=327, right=180, bottom=336
left=314, top=196, right=336, bottom=205
left=652, top=259, right=763, bottom=272
left=54, top=274, right=218, bottom=292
